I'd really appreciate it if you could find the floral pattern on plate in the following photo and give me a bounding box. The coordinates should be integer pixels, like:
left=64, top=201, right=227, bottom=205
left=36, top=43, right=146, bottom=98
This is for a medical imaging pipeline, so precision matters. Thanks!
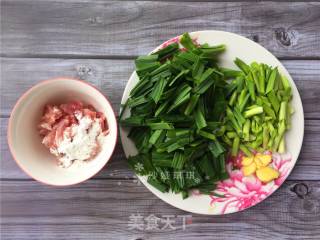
left=209, top=153, right=292, bottom=214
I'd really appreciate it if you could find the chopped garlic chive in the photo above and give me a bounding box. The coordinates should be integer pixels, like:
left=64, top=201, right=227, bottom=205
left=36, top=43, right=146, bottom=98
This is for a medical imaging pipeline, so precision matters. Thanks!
left=244, top=106, right=264, bottom=118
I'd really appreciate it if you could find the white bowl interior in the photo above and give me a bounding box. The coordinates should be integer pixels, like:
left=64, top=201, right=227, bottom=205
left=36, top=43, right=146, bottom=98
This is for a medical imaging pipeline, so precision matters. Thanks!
left=9, top=78, right=117, bottom=185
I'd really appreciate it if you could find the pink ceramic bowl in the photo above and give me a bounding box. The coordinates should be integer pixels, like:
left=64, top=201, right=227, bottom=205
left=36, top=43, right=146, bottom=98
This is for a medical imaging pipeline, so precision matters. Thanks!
left=8, top=78, right=118, bottom=186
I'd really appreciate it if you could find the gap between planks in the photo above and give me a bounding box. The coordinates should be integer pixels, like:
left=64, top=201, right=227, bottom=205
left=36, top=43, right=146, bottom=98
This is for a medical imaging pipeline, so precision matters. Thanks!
left=0, top=177, right=319, bottom=182
left=1, top=115, right=320, bottom=120
left=1, top=54, right=320, bottom=61
left=0, top=54, right=138, bottom=60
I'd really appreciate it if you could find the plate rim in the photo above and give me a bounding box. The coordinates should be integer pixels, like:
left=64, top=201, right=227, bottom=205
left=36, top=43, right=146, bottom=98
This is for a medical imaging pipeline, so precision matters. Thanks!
left=119, top=30, right=305, bottom=215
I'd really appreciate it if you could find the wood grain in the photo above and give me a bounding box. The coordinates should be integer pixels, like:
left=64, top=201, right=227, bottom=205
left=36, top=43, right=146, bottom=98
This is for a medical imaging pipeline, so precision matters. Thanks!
left=1, top=179, right=319, bottom=240
left=1, top=1, right=320, bottom=240
left=0, top=58, right=134, bottom=116
left=1, top=58, right=319, bottom=118
left=1, top=1, right=320, bottom=58
left=1, top=58, right=319, bottom=180
left=2, top=117, right=320, bottom=181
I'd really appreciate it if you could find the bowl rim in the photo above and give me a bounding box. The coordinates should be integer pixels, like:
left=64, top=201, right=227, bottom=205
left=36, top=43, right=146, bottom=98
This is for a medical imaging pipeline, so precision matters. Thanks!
left=7, top=77, right=118, bottom=186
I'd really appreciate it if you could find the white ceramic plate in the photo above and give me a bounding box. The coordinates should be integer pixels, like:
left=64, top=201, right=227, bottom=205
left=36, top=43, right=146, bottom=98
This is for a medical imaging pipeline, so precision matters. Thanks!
left=120, top=31, right=304, bottom=215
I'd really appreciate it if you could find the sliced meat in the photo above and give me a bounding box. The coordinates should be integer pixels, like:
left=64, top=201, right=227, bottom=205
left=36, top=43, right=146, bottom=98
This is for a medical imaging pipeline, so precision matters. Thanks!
left=42, top=130, right=57, bottom=149
left=39, top=104, right=63, bottom=130
left=82, top=108, right=97, bottom=119
left=54, top=117, right=71, bottom=145
left=96, top=113, right=107, bottom=132
left=60, top=101, right=83, bottom=115
left=39, top=101, right=109, bottom=167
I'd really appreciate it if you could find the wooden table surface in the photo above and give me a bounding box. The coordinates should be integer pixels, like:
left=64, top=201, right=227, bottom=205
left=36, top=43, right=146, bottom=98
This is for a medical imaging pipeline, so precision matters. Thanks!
left=1, top=1, right=320, bottom=239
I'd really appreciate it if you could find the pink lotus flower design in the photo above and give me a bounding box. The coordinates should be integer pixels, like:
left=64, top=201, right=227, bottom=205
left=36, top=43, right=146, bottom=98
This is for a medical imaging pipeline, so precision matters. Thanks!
left=209, top=153, right=292, bottom=214
left=158, top=35, right=294, bottom=215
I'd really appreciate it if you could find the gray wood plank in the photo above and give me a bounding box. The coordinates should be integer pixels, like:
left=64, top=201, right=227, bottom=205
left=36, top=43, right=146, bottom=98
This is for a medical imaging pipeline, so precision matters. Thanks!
left=2, top=117, right=320, bottom=181
left=1, top=58, right=319, bottom=180
left=1, top=58, right=320, bottom=118
left=0, top=58, right=134, bottom=116
left=1, top=179, right=319, bottom=240
left=1, top=1, right=320, bottom=58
